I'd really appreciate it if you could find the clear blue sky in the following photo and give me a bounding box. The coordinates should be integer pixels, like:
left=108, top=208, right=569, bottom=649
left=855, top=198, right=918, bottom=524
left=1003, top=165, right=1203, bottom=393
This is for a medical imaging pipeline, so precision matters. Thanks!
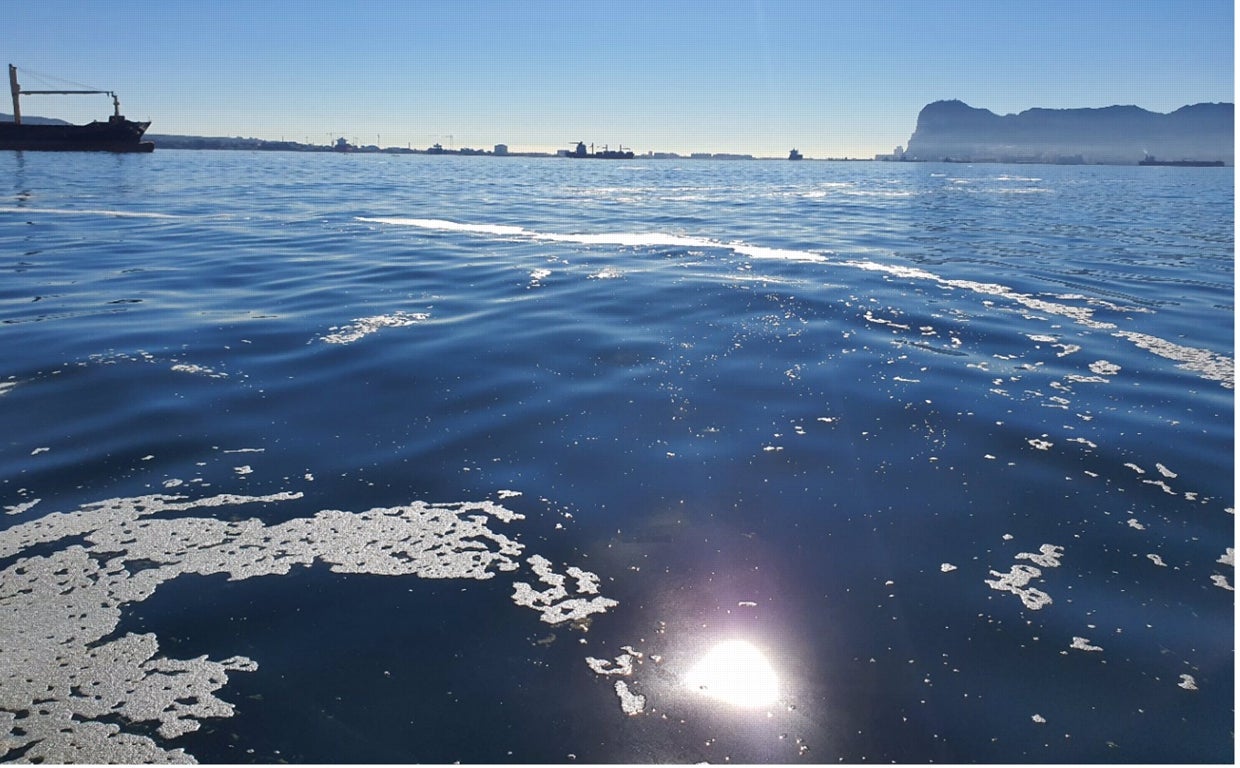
left=8, top=0, right=1234, bottom=157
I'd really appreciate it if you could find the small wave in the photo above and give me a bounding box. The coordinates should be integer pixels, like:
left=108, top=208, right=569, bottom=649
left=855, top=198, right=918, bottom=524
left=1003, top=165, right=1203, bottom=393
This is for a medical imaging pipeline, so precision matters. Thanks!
left=356, top=217, right=527, bottom=236
left=357, top=216, right=1232, bottom=388
left=355, top=216, right=829, bottom=263
left=844, top=258, right=1234, bottom=388
left=0, top=206, right=179, bottom=219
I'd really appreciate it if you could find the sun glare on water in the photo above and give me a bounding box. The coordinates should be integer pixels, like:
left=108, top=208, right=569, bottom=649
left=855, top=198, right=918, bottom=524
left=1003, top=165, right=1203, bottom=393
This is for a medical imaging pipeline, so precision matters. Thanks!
left=685, top=640, right=780, bottom=708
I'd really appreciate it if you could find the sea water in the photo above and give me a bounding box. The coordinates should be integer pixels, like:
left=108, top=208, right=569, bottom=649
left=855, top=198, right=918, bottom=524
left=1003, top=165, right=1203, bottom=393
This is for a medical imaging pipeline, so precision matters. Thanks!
left=0, top=150, right=1232, bottom=763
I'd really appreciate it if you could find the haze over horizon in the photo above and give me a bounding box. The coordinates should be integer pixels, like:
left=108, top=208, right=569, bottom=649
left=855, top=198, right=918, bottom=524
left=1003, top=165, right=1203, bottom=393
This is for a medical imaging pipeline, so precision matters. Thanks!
left=8, top=0, right=1234, bottom=158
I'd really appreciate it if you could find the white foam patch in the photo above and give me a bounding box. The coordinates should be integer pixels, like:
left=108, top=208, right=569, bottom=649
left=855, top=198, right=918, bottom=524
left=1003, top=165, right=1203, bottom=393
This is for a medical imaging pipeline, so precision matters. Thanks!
left=4, top=498, right=41, bottom=516
left=585, top=653, right=635, bottom=676
left=614, top=680, right=646, bottom=715
left=0, top=488, right=619, bottom=762
left=985, top=545, right=1063, bottom=610
left=1070, top=636, right=1103, bottom=652
left=511, top=555, right=618, bottom=625
left=320, top=311, right=430, bottom=344
left=170, top=363, right=228, bottom=379
left=1114, top=330, right=1234, bottom=389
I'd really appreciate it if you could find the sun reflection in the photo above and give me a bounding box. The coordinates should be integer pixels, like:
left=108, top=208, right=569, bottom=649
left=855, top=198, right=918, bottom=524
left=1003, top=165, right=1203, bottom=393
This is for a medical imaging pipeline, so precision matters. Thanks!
left=685, top=640, right=780, bottom=708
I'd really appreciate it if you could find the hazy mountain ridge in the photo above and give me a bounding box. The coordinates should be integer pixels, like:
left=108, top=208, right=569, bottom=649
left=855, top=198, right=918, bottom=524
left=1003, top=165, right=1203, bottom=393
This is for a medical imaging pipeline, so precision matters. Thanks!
left=905, top=100, right=1233, bottom=164
left=0, top=113, right=72, bottom=126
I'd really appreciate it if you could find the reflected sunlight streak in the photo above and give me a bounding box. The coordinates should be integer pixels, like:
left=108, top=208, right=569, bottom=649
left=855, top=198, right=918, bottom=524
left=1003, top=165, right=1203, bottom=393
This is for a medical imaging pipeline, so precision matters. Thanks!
left=684, top=640, right=780, bottom=708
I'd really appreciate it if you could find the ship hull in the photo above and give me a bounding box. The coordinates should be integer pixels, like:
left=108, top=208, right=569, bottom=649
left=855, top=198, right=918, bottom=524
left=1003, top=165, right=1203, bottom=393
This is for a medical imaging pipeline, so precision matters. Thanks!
left=1138, top=158, right=1223, bottom=167
left=0, top=118, right=154, bottom=152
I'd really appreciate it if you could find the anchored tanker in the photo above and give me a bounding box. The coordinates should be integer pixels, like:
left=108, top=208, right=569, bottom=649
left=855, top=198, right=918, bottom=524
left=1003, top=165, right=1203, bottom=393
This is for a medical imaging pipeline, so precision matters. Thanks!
left=565, top=141, right=633, bottom=159
left=2, top=64, right=153, bottom=152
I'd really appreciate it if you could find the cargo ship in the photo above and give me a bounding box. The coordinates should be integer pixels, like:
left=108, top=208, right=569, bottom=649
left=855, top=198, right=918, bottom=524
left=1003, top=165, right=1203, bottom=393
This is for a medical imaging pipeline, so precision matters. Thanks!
left=565, top=141, right=633, bottom=159
left=3, top=64, right=153, bottom=152
left=1138, top=154, right=1223, bottom=167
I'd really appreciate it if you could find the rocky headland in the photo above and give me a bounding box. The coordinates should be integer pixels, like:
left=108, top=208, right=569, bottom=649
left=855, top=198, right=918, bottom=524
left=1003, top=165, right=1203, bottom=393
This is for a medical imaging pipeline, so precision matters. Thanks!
left=903, top=100, right=1233, bottom=165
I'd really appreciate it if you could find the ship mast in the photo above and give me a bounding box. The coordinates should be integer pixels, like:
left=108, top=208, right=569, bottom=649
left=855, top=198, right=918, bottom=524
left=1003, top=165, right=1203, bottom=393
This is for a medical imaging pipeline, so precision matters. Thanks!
left=8, top=64, right=123, bottom=125
left=9, top=65, right=20, bottom=125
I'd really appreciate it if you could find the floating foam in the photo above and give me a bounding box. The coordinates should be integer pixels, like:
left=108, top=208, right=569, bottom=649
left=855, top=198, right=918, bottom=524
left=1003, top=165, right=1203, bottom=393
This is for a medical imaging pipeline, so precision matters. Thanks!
left=614, top=680, right=646, bottom=715
left=170, top=363, right=228, bottom=379
left=986, top=545, right=1063, bottom=610
left=3, top=498, right=40, bottom=516
left=985, top=564, right=1052, bottom=610
left=0, top=488, right=621, bottom=762
left=1114, top=330, right=1233, bottom=389
left=585, top=653, right=635, bottom=676
left=319, top=311, right=430, bottom=344
left=1016, top=544, right=1064, bottom=568
left=511, top=555, right=618, bottom=625
left=1070, top=636, right=1103, bottom=652
left=1142, top=479, right=1175, bottom=495
left=1155, top=463, right=1178, bottom=479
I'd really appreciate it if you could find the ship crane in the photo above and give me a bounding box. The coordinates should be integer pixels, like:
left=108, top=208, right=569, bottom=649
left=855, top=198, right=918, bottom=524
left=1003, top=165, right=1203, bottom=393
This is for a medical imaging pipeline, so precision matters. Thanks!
left=8, top=65, right=125, bottom=125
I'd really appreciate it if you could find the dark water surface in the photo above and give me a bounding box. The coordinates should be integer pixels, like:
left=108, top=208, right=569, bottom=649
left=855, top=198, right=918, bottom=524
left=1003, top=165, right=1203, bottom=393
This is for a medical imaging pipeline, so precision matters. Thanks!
left=0, top=151, right=1233, bottom=763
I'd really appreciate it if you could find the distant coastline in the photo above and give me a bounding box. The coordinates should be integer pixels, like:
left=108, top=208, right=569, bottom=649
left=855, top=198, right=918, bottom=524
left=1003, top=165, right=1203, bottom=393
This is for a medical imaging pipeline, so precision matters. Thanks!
left=6, top=99, right=1234, bottom=165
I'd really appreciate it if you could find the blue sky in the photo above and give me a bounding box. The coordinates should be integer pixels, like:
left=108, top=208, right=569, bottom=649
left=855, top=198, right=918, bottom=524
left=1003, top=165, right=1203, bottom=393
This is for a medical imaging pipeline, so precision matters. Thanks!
left=8, top=0, right=1234, bottom=157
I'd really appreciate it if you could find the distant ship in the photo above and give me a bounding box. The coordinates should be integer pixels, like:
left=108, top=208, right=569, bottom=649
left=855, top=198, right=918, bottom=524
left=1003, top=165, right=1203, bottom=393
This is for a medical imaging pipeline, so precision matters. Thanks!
left=788, top=148, right=803, bottom=160
left=566, top=141, right=634, bottom=159
left=3, top=64, right=153, bottom=153
left=1138, top=154, right=1223, bottom=167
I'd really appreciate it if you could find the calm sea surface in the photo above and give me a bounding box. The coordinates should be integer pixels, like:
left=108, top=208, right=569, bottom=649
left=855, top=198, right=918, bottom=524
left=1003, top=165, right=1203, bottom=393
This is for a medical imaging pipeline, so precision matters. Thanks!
left=0, top=151, right=1233, bottom=763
